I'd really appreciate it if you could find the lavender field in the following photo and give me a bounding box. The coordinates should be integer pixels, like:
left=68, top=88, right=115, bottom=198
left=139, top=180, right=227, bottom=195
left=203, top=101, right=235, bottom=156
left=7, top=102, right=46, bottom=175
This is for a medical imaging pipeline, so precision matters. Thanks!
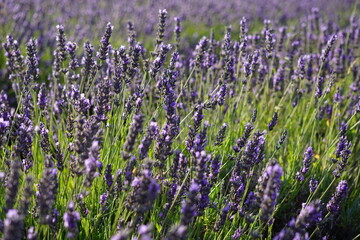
left=1, top=0, right=360, bottom=239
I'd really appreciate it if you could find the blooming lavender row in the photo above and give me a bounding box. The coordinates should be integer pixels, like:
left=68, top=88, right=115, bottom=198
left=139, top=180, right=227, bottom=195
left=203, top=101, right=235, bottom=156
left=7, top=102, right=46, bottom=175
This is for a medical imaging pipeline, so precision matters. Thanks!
left=0, top=6, right=359, bottom=240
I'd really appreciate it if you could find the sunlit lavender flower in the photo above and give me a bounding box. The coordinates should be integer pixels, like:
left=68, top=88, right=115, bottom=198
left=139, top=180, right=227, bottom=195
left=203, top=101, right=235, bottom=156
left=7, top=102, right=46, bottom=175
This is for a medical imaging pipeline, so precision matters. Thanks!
left=274, top=200, right=322, bottom=240
left=104, top=164, right=114, bottom=190
left=233, top=122, right=253, bottom=152
left=326, top=180, right=348, bottom=213
left=138, top=224, right=153, bottom=240
left=27, top=226, right=37, bottom=240
left=242, top=130, right=266, bottom=167
left=321, top=35, right=337, bottom=63
left=260, top=162, right=282, bottom=222
left=37, top=122, right=50, bottom=153
left=84, top=141, right=102, bottom=187
left=214, top=203, right=230, bottom=232
left=66, top=41, right=79, bottom=70
left=165, top=224, right=187, bottom=240
left=180, top=182, right=199, bottom=225
left=19, top=175, right=34, bottom=216
left=37, top=83, right=47, bottom=110
left=174, top=17, right=182, bottom=49
left=265, top=29, right=274, bottom=55
left=98, top=22, right=113, bottom=61
left=94, top=77, right=112, bottom=122
left=194, top=37, right=208, bottom=70
left=3, top=209, right=24, bottom=240
left=315, top=76, right=325, bottom=98
left=56, top=25, right=67, bottom=62
left=276, top=129, right=288, bottom=150
left=82, top=41, right=96, bottom=80
left=139, top=120, right=159, bottom=159
left=295, top=147, right=314, bottom=181
left=126, top=161, right=160, bottom=215
left=5, top=159, right=21, bottom=210
left=231, top=228, right=243, bottom=239
left=333, top=136, right=352, bottom=177
left=156, top=9, right=168, bottom=46
left=63, top=201, right=80, bottom=239
left=37, top=166, right=58, bottom=225
left=151, top=43, right=171, bottom=78
left=215, top=123, right=227, bottom=146
left=25, top=38, right=39, bottom=84
left=123, top=114, right=144, bottom=157
left=268, top=112, right=278, bottom=131
left=309, top=178, right=318, bottom=192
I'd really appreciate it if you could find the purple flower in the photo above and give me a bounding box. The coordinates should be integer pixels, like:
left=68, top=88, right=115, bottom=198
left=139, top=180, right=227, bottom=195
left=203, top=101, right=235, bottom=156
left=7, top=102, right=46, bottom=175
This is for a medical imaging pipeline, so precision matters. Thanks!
left=326, top=180, right=348, bottom=213
left=309, top=178, right=318, bottom=192
left=97, top=22, right=113, bottom=61
left=231, top=228, right=243, bottom=239
left=295, top=147, right=314, bottom=181
left=268, top=112, right=278, bottom=131
left=274, top=200, right=322, bottom=240
left=156, top=9, right=168, bottom=46
left=139, top=120, right=159, bottom=159
left=126, top=162, right=160, bottom=215
left=5, top=159, right=21, bottom=210
left=63, top=201, right=80, bottom=239
left=260, top=162, right=282, bottom=222
left=3, top=209, right=24, bottom=240
left=180, top=182, right=199, bottom=226
left=37, top=166, right=58, bottom=225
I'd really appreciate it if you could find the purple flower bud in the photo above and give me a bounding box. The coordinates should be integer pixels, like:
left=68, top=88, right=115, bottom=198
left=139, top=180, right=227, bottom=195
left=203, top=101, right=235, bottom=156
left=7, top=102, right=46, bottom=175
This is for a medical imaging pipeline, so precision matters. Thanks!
left=3, top=209, right=24, bottom=240
left=326, top=180, right=348, bottom=213
left=296, top=147, right=314, bottom=181
left=268, top=112, right=278, bottom=131
left=63, top=201, right=80, bottom=239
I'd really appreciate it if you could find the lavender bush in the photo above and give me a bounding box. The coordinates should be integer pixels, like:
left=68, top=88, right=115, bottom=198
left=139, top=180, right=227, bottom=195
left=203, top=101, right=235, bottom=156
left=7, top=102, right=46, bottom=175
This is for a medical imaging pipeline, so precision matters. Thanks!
left=0, top=1, right=360, bottom=239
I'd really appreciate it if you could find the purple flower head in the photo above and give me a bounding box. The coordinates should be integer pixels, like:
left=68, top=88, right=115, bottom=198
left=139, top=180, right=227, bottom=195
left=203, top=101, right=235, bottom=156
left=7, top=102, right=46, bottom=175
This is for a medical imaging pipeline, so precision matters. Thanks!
left=63, top=201, right=80, bottom=239
left=231, top=228, right=243, bottom=239
left=126, top=162, right=160, bottom=215
left=97, top=22, right=113, bottom=61
left=309, top=178, right=318, bottom=192
left=268, top=112, right=278, bottom=131
left=3, top=209, right=24, bottom=240
left=296, top=146, right=314, bottom=181
left=180, top=182, right=199, bottom=226
left=326, top=180, right=348, bottom=213
left=260, top=162, right=282, bottom=222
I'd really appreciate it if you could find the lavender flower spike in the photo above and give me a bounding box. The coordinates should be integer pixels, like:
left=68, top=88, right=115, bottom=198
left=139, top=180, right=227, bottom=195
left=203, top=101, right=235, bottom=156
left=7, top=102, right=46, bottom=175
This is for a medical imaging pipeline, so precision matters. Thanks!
left=63, top=201, right=80, bottom=239
left=295, top=146, right=314, bottom=181
left=260, top=162, right=282, bottom=222
left=326, top=180, right=348, bottom=213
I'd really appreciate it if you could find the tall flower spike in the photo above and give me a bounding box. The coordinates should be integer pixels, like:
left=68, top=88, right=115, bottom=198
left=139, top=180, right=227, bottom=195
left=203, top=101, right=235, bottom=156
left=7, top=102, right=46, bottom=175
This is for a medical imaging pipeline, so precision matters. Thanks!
left=139, top=120, right=159, bottom=159
left=260, top=161, right=282, bottom=223
left=268, top=112, right=278, bottom=131
left=3, top=209, right=24, bottom=240
left=215, top=123, right=228, bottom=146
left=274, top=200, right=322, bottom=240
left=63, top=201, right=80, bottom=239
left=174, top=17, right=182, bottom=49
left=98, top=22, right=113, bottom=61
left=37, top=165, right=58, bottom=225
left=295, top=147, right=314, bottom=181
left=326, top=180, right=348, bottom=213
left=125, top=161, right=160, bottom=215
left=156, top=9, right=168, bottom=46
left=25, top=38, right=39, bottom=84
left=5, top=159, right=22, bottom=210
left=180, top=182, right=199, bottom=226
left=122, top=114, right=144, bottom=159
